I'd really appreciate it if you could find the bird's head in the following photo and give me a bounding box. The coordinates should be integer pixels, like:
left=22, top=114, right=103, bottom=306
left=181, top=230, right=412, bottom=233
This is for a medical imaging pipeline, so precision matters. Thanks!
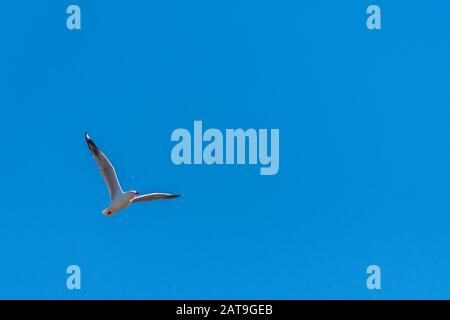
left=128, top=190, right=140, bottom=195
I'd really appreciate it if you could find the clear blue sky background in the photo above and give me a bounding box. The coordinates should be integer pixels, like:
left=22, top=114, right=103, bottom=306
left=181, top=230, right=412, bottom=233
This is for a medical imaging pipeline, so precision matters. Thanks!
left=1, top=1, right=450, bottom=299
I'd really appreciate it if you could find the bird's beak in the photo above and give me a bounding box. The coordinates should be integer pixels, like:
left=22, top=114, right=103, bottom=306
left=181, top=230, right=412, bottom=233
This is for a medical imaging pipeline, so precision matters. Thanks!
left=135, top=192, right=140, bottom=195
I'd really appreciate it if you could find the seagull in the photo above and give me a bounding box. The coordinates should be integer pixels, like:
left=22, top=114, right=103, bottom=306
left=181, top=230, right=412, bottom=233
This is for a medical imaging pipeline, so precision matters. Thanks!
left=85, top=132, right=181, bottom=216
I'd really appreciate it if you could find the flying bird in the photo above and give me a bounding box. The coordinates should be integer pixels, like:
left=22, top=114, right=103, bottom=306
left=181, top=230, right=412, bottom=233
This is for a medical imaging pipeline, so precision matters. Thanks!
left=85, top=132, right=180, bottom=216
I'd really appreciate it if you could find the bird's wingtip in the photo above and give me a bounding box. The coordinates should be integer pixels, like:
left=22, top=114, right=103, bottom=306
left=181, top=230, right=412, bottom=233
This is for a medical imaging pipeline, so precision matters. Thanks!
left=85, top=132, right=94, bottom=145
left=84, top=132, right=97, bottom=151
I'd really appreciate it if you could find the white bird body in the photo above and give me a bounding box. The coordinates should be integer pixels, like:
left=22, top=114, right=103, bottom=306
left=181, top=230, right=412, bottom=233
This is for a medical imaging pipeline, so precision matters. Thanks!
left=85, top=133, right=181, bottom=216
left=102, top=192, right=136, bottom=216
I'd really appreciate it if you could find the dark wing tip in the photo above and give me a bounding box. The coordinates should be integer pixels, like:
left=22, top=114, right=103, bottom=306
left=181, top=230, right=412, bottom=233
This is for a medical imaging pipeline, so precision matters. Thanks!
left=84, top=132, right=99, bottom=155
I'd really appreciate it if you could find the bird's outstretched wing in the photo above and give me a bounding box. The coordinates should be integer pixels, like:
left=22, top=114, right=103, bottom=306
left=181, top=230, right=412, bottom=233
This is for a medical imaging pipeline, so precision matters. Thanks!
left=85, top=132, right=123, bottom=200
left=131, top=193, right=181, bottom=203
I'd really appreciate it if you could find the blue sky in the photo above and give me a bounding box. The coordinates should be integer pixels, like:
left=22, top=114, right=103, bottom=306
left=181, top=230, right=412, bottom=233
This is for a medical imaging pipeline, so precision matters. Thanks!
left=1, top=1, right=450, bottom=299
